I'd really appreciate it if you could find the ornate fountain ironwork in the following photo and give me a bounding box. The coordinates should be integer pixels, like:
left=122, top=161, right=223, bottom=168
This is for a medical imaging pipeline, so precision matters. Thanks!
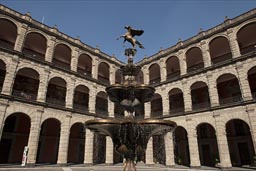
left=85, top=26, right=176, bottom=171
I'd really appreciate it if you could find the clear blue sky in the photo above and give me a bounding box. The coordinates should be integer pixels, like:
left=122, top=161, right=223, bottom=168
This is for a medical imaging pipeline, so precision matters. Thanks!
left=1, top=0, right=256, bottom=62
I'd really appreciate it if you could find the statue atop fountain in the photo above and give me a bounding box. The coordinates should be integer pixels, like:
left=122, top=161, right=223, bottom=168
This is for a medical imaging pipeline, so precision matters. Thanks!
left=85, top=26, right=176, bottom=171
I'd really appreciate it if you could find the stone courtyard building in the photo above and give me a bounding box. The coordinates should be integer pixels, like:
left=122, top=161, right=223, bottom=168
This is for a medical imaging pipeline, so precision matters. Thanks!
left=0, top=4, right=256, bottom=169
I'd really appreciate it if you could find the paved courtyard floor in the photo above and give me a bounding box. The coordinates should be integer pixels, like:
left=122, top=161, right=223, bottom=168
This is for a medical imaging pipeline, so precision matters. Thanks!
left=0, top=164, right=256, bottom=171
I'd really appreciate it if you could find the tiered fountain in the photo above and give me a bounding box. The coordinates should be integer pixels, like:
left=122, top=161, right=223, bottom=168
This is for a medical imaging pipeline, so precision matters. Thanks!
left=85, top=26, right=176, bottom=171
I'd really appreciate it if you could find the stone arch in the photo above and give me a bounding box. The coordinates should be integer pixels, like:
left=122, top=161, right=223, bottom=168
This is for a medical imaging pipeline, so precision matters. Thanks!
left=209, top=36, right=232, bottom=64
left=52, top=43, right=72, bottom=70
left=46, top=77, right=67, bottom=107
left=185, top=46, right=204, bottom=73
left=168, top=88, right=184, bottom=115
left=174, top=126, right=190, bottom=166
left=12, top=67, right=40, bottom=101
left=196, top=122, right=219, bottom=167
left=67, top=122, right=85, bottom=164
left=216, top=73, right=242, bottom=105
left=22, top=31, right=47, bottom=59
left=98, top=62, right=110, bottom=84
left=226, top=119, right=255, bottom=166
left=190, top=81, right=210, bottom=110
left=149, top=63, right=161, bottom=84
left=77, top=53, right=92, bottom=76
left=247, top=66, right=256, bottom=98
left=0, top=17, right=18, bottom=49
left=73, top=84, right=89, bottom=112
left=166, top=56, right=181, bottom=80
left=237, top=21, right=256, bottom=55
left=36, top=118, right=61, bottom=164
left=0, top=113, right=31, bottom=164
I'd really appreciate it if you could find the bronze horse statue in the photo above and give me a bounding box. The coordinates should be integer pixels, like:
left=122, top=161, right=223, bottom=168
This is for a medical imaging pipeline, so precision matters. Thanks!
left=117, top=26, right=144, bottom=49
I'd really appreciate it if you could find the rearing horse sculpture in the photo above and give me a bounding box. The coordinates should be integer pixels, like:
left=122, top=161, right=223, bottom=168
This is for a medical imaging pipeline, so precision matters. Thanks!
left=117, top=26, right=144, bottom=49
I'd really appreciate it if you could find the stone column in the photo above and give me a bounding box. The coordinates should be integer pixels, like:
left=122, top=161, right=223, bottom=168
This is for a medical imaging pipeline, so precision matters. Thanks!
left=182, top=80, right=192, bottom=112
left=142, top=66, right=149, bottom=84
left=227, top=28, right=241, bottom=58
left=84, top=129, right=94, bottom=164
left=213, top=113, right=232, bottom=169
left=105, top=136, right=113, bottom=164
left=165, top=132, right=175, bottom=166
left=14, top=23, right=28, bottom=52
left=187, top=119, right=201, bottom=168
left=1, top=55, right=19, bottom=95
left=160, top=59, right=167, bottom=82
left=161, top=90, right=169, bottom=116
left=246, top=106, right=256, bottom=153
left=178, top=50, right=187, bottom=76
left=108, top=100, right=114, bottom=117
left=206, top=72, right=219, bottom=107
left=146, top=137, right=154, bottom=164
left=45, top=36, right=56, bottom=62
left=26, top=108, right=44, bottom=165
left=89, top=88, right=97, bottom=113
left=201, top=40, right=212, bottom=67
left=57, top=115, right=71, bottom=165
left=236, top=63, right=253, bottom=101
left=144, top=102, right=151, bottom=118
left=110, top=65, right=116, bottom=85
left=92, top=57, right=99, bottom=79
left=37, top=67, right=50, bottom=102
left=65, top=77, right=75, bottom=109
left=71, top=47, right=79, bottom=72
left=0, top=99, right=8, bottom=141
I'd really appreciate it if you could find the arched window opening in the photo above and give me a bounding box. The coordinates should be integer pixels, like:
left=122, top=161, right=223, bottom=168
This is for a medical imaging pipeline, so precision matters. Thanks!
left=114, top=103, right=124, bottom=118
left=0, top=113, right=30, bottom=164
left=209, top=36, right=232, bottom=64
left=12, top=68, right=39, bottom=101
left=93, top=133, right=106, bottom=164
left=226, top=119, right=255, bottom=166
left=52, top=44, right=71, bottom=70
left=0, top=60, right=6, bottom=92
left=191, top=82, right=210, bottom=110
left=67, top=123, right=85, bottom=164
left=151, top=94, right=162, bottom=117
left=135, top=104, right=144, bottom=119
left=166, top=56, right=180, bottom=80
left=217, top=74, right=242, bottom=105
left=46, top=77, right=66, bottom=107
left=0, top=19, right=17, bottom=49
left=22, top=32, right=47, bottom=59
left=197, top=123, right=219, bottom=167
left=237, top=22, right=256, bottom=55
left=98, top=62, right=110, bottom=84
left=73, top=85, right=89, bottom=112
left=153, top=135, right=166, bottom=165
left=96, top=91, right=108, bottom=116
left=77, top=54, right=92, bottom=77
left=169, top=88, right=184, bottom=115
left=186, top=47, right=204, bottom=73
left=149, top=63, right=161, bottom=84
left=115, top=69, right=122, bottom=84
left=248, top=67, right=256, bottom=99
left=136, top=70, right=144, bottom=84
left=36, top=118, right=60, bottom=164
left=174, top=126, right=190, bottom=166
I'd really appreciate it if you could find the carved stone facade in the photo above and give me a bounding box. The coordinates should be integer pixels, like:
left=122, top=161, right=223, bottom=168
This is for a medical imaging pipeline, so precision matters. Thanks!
left=0, top=4, right=256, bottom=169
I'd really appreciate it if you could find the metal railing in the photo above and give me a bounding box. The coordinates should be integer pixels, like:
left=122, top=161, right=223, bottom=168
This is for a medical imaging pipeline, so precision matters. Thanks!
left=169, top=107, right=184, bottom=115
left=12, top=90, right=37, bottom=101
left=219, top=95, right=242, bottom=105
left=77, top=68, right=92, bottom=77
left=211, top=53, right=232, bottom=65
left=192, top=102, right=211, bottom=110
left=0, top=39, right=14, bottom=49
left=252, top=92, right=256, bottom=99
left=73, top=103, right=89, bottom=112
left=187, top=63, right=204, bottom=73
left=46, top=97, right=65, bottom=107
left=166, top=71, right=180, bottom=80
left=240, top=45, right=256, bottom=55
left=52, top=58, right=71, bottom=70
left=98, top=75, right=110, bottom=84
left=22, top=48, right=45, bottom=60
left=149, top=78, right=161, bottom=84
